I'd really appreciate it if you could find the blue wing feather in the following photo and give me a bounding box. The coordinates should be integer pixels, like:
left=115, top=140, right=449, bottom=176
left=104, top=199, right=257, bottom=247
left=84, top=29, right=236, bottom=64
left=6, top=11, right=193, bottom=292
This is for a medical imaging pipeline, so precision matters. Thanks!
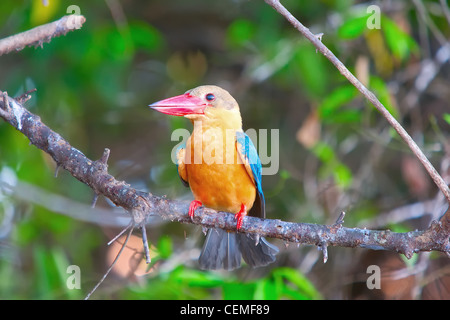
left=235, top=131, right=265, bottom=217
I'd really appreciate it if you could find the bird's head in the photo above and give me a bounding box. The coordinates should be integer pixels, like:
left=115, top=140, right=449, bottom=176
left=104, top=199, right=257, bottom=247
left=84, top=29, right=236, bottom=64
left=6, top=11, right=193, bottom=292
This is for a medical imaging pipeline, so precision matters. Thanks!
left=150, top=85, right=242, bottom=128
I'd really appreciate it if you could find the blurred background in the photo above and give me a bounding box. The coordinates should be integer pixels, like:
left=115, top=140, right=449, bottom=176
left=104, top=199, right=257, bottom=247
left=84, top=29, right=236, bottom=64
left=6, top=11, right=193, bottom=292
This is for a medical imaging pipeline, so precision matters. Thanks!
left=0, top=0, right=449, bottom=299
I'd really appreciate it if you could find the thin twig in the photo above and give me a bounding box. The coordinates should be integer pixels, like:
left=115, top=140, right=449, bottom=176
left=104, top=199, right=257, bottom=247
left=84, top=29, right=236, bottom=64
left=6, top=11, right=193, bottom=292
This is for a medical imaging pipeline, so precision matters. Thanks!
left=413, top=0, right=447, bottom=46
left=15, top=88, right=37, bottom=104
left=141, top=225, right=151, bottom=264
left=264, top=0, right=450, bottom=208
left=0, top=14, right=86, bottom=56
left=84, top=222, right=134, bottom=300
left=91, top=193, right=99, bottom=208
left=440, top=0, right=450, bottom=26
left=108, top=221, right=134, bottom=246
left=54, top=164, right=61, bottom=178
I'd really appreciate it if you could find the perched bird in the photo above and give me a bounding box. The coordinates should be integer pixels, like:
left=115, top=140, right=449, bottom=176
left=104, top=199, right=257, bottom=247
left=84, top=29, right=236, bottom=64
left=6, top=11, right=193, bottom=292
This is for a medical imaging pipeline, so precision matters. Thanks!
left=150, top=85, right=278, bottom=270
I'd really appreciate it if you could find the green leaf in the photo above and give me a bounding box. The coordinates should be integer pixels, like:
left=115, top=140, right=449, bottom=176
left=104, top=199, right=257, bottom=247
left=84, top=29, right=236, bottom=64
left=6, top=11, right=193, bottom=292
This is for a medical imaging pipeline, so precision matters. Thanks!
left=310, top=142, right=353, bottom=189
left=369, top=76, right=398, bottom=118
left=129, top=20, right=164, bottom=52
left=157, top=235, right=173, bottom=259
left=318, top=84, right=359, bottom=121
left=170, top=266, right=225, bottom=287
left=338, top=14, right=371, bottom=39
left=334, top=163, right=353, bottom=189
left=328, top=109, right=361, bottom=123
left=293, top=43, right=330, bottom=98
left=226, top=19, right=256, bottom=48
left=51, top=247, right=82, bottom=299
left=272, top=267, right=322, bottom=300
left=33, top=246, right=60, bottom=299
left=311, top=142, right=335, bottom=163
left=253, top=278, right=278, bottom=299
left=223, top=282, right=256, bottom=300
left=15, top=220, right=40, bottom=246
left=381, top=16, right=418, bottom=61
left=280, top=169, right=291, bottom=180
left=443, top=113, right=450, bottom=125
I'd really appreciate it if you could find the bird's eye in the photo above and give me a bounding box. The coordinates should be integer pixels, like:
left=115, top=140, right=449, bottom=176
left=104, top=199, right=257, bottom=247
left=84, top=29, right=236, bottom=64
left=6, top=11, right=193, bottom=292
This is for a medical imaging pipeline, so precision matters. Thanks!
left=205, top=93, right=215, bottom=101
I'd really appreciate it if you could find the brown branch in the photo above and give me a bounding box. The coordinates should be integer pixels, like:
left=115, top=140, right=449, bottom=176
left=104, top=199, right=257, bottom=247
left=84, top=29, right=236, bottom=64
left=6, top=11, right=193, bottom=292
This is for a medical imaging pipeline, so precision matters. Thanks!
left=0, top=92, right=449, bottom=259
left=264, top=0, right=450, bottom=213
left=0, top=14, right=86, bottom=56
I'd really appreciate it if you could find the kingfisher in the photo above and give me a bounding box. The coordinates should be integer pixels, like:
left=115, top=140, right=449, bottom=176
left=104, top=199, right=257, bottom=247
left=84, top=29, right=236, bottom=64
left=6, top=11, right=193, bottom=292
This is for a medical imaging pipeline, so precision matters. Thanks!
left=150, top=85, right=278, bottom=270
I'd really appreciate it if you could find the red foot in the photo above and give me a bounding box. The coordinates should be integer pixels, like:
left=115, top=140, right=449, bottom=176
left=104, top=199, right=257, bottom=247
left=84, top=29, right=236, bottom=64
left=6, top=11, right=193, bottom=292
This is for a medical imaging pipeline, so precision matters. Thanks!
left=188, top=200, right=202, bottom=219
left=234, top=204, right=247, bottom=230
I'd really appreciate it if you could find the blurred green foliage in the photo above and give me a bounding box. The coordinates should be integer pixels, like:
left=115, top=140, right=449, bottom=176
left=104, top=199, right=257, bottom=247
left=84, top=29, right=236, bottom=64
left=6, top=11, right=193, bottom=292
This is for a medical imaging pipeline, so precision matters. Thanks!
left=0, top=0, right=449, bottom=300
left=121, top=266, right=321, bottom=300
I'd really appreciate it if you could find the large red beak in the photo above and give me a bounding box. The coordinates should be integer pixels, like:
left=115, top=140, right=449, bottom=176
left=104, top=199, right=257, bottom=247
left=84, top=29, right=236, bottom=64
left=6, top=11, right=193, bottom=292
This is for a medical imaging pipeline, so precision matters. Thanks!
left=149, top=93, right=207, bottom=116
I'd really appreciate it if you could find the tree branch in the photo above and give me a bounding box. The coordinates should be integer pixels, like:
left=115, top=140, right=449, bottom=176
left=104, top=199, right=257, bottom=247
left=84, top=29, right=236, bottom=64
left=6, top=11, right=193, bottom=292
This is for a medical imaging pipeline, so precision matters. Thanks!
left=264, top=0, right=450, bottom=212
left=0, top=7, right=448, bottom=261
left=0, top=14, right=86, bottom=56
left=1, top=92, right=449, bottom=259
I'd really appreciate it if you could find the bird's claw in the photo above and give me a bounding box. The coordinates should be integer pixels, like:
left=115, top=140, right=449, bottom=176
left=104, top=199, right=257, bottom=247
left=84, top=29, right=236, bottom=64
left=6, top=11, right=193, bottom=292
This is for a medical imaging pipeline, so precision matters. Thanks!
left=188, top=200, right=202, bottom=219
left=234, top=204, right=247, bottom=230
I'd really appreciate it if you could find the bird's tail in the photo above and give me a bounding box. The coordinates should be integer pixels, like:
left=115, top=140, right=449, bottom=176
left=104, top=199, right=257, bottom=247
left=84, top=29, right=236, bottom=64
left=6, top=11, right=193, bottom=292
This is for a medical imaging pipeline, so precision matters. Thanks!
left=198, top=228, right=278, bottom=270
left=238, top=233, right=279, bottom=268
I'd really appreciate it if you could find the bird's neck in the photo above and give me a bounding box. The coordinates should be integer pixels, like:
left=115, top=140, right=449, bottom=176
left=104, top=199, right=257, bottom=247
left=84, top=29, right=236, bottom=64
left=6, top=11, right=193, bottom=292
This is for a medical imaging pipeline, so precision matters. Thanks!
left=199, top=109, right=243, bottom=131
left=187, top=110, right=243, bottom=164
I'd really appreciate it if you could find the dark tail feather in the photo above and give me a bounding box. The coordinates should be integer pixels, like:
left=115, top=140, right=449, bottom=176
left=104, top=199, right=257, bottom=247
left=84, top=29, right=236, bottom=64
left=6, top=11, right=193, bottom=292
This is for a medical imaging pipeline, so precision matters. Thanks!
left=198, top=228, right=242, bottom=270
left=198, top=228, right=278, bottom=270
left=238, top=233, right=279, bottom=267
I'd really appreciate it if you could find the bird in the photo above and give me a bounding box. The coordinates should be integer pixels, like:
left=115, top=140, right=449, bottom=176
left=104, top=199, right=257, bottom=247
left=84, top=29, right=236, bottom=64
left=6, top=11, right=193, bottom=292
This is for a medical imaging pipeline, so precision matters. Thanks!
left=150, top=85, right=278, bottom=270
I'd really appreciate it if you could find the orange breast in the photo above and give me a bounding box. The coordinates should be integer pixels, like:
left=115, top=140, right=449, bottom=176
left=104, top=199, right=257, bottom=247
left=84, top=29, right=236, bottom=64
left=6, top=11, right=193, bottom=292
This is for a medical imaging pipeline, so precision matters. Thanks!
left=185, top=127, right=256, bottom=213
